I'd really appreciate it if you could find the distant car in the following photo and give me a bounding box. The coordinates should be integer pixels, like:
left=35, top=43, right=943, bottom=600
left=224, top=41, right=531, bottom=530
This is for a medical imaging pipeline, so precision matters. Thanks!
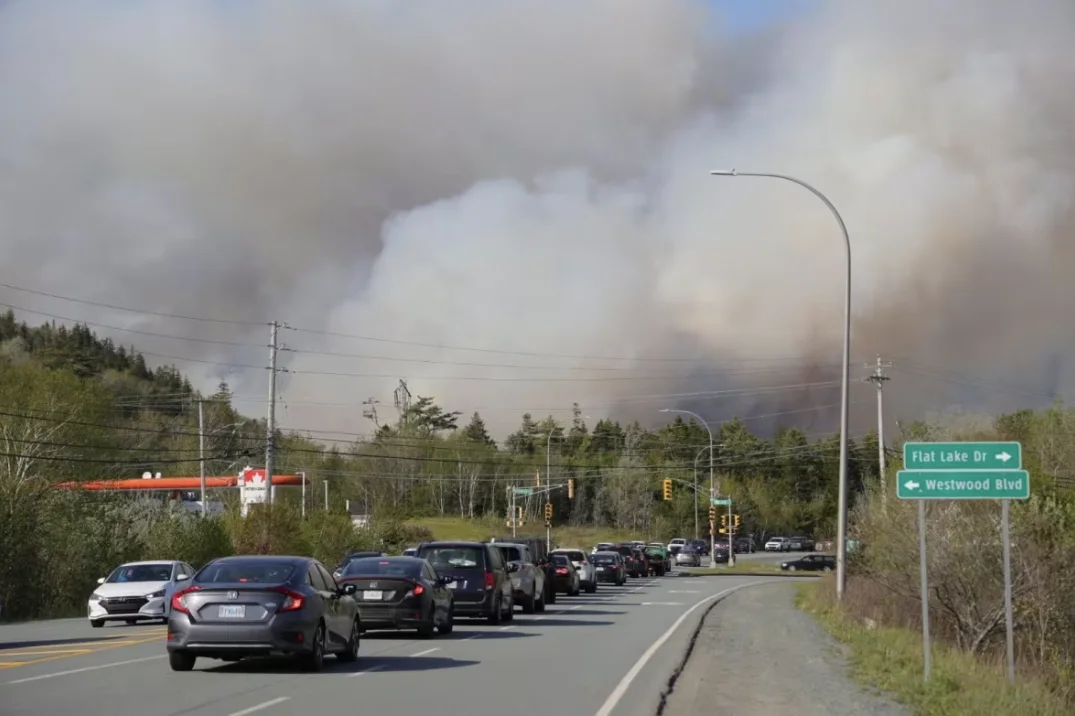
left=765, top=537, right=792, bottom=552
left=333, top=552, right=388, bottom=579
left=674, top=547, right=701, bottom=568
left=734, top=537, right=756, bottom=553
left=590, top=551, right=626, bottom=585
left=493, top=542, right=548, bottom=612
left=166, top=555, right=360, bottom=672
left=337, top=556, right=455, bottom=636
left=788, top=535, right=816, bottom=551
left=416, top=541, right=515, bottom=623
left=687, top=538, right=710, bottom=556
left=593, top=542, right=614, bottom=554
left=552, top=548, right=597, bottom=593
left=609, top=544, right=646, bottom=578
left=402, top=547, right=418, bottom=557
left=643, top=546, right=668, bottom=576
left=549, top=554, right=581, bottom=595
left=89, top=560, right=195, bottom=628
left=490, top=535, right=557, bottom=606
left=667, top=537, right=687, bottom=555
left=781, top=554, right=835, bottom=572
left=648, top=542, right=673, bottom=571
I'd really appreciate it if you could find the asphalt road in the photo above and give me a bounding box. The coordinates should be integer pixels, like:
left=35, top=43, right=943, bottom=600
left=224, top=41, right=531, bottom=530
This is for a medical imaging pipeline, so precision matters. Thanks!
left=0, top=573, right=779, bottom=716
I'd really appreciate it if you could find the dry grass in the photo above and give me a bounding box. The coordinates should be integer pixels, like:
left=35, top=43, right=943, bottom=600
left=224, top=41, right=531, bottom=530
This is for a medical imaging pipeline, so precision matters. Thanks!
left=797, top=577, right=1071, bottom=716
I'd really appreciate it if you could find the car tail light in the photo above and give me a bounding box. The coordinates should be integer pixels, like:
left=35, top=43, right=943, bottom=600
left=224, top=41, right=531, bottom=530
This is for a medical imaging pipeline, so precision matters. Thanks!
left=170, top=585, right=201, bottom=614
left=410, top=584, right=425, bottom=597
left=270, top=587, right=305, bottom=612
left=484, top=571, right=495, bottom=590
left=555, top=567, right=568, bottom=575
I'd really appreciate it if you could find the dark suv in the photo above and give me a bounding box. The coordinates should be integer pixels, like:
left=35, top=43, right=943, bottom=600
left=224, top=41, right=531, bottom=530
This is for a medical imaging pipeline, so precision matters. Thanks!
left=415, top=542, right=515, bottom=624
left=489, top=536, right=557, bottom=605
left=609, top=543, right=646, bottom=578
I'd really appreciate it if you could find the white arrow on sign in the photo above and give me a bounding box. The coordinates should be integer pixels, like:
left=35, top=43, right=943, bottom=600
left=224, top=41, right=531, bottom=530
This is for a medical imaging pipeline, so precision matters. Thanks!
left=996, top=451, right=1012, bottom=462
left=904, top=480, right=920, bottom=491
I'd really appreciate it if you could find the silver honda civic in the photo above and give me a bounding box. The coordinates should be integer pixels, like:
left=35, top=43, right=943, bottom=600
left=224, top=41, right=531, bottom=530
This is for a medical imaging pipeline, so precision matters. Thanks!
left=166, top=555, right=360, bottom=672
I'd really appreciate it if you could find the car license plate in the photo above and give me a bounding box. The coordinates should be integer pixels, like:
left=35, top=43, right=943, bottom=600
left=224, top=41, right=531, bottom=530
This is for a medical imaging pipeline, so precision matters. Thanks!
left=218, top=605, right=245, bottom=618
left=596, top=567, right=605, bottom=571
left=363, top=590, right=382, bottom=601
left=446, top=581, right=459, bottom=589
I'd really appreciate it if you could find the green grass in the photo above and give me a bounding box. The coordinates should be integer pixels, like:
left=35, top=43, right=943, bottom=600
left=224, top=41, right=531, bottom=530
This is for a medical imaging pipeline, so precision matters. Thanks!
left=686, top=563, right=791, bottom=576
left=796, top=581, right=1071, bottom=715
left=403, top=516, right=635, bottom=547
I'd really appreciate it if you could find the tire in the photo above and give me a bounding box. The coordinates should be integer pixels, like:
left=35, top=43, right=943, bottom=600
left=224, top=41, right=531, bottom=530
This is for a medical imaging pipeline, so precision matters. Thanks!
left=788, top=565, right=797, bottom=571
left=337, top=619, right=360, bottom=662
left=546, top=580, right=556, bottom=605
left=570, top=584, right=580, bottom=597
left=585, top=581, right=596, bottom=594
left=487, top=596, right=502, bottom=625
left=503, top=596, right=514, bottom=622
left=417, top=606, right=436, bottom=638
left=300, top=623, right=326, bottom=672
left=522, top=588, right=536, bottom=614
left=168, top=650, right=196, bottom=672
left=90, top=619, right=104, bottom=629
left=534, top=588, right=546, bottom=613
left=438, top=604, right=454, bottom=634
left=822, top=566, right=832, bottom=573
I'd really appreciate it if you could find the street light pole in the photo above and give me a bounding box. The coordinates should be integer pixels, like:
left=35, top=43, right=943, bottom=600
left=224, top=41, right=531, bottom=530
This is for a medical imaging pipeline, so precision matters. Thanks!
left=660, top=408, right=722, bottom=567
left=710, top=168, right=853, bottom=601
left=692, top=445, right=713, bottom=541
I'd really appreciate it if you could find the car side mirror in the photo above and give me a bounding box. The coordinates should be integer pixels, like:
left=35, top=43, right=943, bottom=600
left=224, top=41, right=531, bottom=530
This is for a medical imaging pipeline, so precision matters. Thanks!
left=340, top=583, right=358, bottom=596
left=176, top=573, right=190, bottom=581
left=507, top=562, right=520, bottom=573
left=97, top=577, right=106, bottom=585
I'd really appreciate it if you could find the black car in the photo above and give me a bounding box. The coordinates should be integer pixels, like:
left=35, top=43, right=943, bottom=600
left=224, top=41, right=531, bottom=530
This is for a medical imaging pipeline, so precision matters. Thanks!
left=416, top=541, right=515, bottom=623
left=781, top=554, right=835, bottom=572
left=337, top=556, right=454, bottom=637
left=166, top=555, right=359, bottom=672
left=333, top=551, right=388, bottom=579
left=609, top=544, right=646, bottom=578
left=590, top=551, right=626, bottom=585
left=687, top=539, right=709, bottom=557
left=490, top=536, right=556, bottom=605
left=549, top=554, right=581, bottom=595
left=788, top=535, right=816, bottom=552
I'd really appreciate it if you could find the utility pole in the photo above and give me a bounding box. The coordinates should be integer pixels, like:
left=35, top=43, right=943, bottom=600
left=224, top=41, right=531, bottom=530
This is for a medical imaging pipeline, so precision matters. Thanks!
left=394, top=380, right=411, bottom=427
left=198, top=400, right=206, bottom=517
left=265, top=321, right=279, bottom=505
left=362, top=397, right=381, bottom=427
left=864, top=356, right=892, bottom=511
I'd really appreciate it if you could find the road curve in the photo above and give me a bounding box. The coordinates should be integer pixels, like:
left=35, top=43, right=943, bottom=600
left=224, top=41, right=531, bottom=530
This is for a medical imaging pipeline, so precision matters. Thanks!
left=0, top=574, right=777, bottom=716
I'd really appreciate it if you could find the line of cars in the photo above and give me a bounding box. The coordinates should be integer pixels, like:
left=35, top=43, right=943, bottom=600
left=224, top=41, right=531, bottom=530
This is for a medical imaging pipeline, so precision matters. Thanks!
left=88, top=535, right=675, bottom=672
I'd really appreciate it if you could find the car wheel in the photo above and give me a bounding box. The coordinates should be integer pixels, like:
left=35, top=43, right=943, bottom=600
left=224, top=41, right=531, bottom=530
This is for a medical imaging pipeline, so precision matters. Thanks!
left=337, top=618, right=360, bottom=662
left=168, top=650, right=196, bottom=672
left=503, top=596, right=514, bottom=621
left=546, top=581, right=556, bottom=605
left=534, top=588, right=546, bottom=613
left=300, top=623, right=326, bottom=672
left=438, top=604, right=454, bottom=634
left=586, top=581, right=596, bottom=594
left=90, top=619, right=104, bottom=629
left=822, top=566, right=832, bottom=572
left=522, top=588, right=536, bottom=614
left=788, top=565, right=797, bottom=571
left=417, top=606, right=436, bottom=638
left=487, top=596, right=502, bottom=625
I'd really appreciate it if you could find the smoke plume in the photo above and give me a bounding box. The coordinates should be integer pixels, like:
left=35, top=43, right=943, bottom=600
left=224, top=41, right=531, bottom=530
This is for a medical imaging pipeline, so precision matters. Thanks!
left=0, top=0, right=1072, bottom=439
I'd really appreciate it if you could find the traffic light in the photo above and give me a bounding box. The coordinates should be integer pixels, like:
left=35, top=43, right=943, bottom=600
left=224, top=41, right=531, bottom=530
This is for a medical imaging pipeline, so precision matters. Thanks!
left=662, top=479, right=673, bottom=501
left=544, top=502, right=553, bottom=520
left=719, top=528, right=727, bottom=534
left=535, top=471, right=541, bottom=486
left=709, top=520, right=716, bottom=536
left=515, top=506, right=523, bottom=520
left=708, top=505, right=716, bottom=522
left=720, top=513, right=728, bottom=528
left=733, top=514, right=741, bottom=530
left=568, top=478, right=575, bottom=498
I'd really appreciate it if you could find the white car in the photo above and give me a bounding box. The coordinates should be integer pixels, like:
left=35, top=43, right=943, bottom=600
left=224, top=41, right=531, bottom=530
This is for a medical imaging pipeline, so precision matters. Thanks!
left=765, top=537, right=792, bottom=552
left=667, top=537, right=687, bottom=554
left=88, top=560, right=194, bottom=628
left=552, top=548, right=597, bottom=593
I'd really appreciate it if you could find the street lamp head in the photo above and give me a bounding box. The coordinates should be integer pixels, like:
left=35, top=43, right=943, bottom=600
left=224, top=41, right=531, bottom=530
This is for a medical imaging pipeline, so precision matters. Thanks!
left=710, top=169, right=737, bottom=176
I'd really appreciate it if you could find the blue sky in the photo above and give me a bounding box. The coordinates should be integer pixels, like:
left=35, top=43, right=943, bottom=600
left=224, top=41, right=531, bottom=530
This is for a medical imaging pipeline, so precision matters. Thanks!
left=706, top=0, right=817, bottom=33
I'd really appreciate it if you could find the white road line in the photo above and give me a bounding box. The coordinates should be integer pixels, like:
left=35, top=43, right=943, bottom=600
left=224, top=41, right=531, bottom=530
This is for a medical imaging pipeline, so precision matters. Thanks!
left=668, top=590, right=699, bottom=594
left=594, top=581, right=764, bottom=716
left=630, top=587, right=643, bottom=593
left=7, top=654, right=166, bottom=684
left=497, top=625, right=514, bottom=631
left=228, top=697, right=290, bottom=716
left=534, top=616, right=546, bottom=621
left=568, top=605, right=582, bottom=611
left=411, top=648, right=439, bottom=657
left=345, top=664, right=385, bottom=678
left=640, top=602, right=684, bottom=606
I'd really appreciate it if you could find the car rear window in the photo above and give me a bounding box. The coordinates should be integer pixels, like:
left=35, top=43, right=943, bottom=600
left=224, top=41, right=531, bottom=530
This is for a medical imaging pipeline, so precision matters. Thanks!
left=496, top=546, right=523, bottom=562
left=612, top=545, right=633, bottom=556
left=559, top=551, right=585, bottom=562
left=592, top=554, right=618, bottom=564
left=197, top=561, right=296, bottom=583
left=551, top=554, right=571, bottom=566
left=419, top=546, right=485, bottom=569
left=341, top=559, right=421, bottom=578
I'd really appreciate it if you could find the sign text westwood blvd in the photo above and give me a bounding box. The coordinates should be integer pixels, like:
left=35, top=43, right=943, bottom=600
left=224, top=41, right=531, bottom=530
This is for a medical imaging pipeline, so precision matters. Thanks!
left=897, top=470, right=1030, bottom=500
left=902, top=441, right=1021, bottom=471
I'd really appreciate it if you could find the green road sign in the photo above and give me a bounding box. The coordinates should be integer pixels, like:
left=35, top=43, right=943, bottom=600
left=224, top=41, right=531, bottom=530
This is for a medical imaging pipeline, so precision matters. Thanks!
left=711, top=498, right=732, bottom=506
left=896, top=470, right=1030, bottom=500
left=513, top=487, right=533, bottom=496
left=902, top=441, right=1022, bottom=471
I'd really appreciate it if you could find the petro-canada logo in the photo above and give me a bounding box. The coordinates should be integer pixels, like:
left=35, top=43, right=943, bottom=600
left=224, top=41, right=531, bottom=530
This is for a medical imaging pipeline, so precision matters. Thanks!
left=240, top=467, right=266, bottom=486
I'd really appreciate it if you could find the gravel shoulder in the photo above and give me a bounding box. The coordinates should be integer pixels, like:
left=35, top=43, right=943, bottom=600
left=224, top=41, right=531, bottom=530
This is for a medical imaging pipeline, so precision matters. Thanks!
left=659, top=581, right=909, bottom=716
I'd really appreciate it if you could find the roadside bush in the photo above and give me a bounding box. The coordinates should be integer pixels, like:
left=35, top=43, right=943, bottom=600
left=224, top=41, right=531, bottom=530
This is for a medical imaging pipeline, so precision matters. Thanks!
left=143, top=510, right=233, bottom=568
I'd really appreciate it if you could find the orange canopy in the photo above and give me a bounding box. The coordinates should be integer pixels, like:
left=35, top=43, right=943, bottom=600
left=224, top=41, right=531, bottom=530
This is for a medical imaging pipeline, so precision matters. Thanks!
left=55, top=474, right=308, bottom=491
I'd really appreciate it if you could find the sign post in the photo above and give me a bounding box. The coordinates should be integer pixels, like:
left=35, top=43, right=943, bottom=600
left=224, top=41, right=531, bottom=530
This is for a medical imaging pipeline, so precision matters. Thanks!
left=898, top=441, right=1028, bottom=684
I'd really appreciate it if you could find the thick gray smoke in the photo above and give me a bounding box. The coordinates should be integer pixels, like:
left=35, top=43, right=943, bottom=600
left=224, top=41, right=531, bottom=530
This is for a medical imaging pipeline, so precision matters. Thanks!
left=0, top=0, right=1072, bottom=440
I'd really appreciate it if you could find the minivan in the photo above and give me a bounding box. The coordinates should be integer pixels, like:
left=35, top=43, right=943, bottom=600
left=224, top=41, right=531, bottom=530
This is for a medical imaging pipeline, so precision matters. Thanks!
left=415, top=541, right=515, bottom=624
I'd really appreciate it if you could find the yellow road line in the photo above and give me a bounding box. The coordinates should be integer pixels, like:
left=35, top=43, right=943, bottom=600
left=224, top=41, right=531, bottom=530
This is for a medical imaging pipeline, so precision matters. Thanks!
left=0, top=634, right=164, bottom=670
left=0, top=649, right=94, bottom=657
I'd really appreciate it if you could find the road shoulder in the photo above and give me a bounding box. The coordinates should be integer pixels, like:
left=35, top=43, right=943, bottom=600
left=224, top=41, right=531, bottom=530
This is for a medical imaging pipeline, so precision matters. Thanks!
left=658, top=581, right=909, bottom=716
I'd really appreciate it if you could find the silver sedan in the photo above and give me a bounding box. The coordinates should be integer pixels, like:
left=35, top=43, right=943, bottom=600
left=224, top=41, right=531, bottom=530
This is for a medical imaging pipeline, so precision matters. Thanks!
left=674, top=549, right=702, bottom=568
